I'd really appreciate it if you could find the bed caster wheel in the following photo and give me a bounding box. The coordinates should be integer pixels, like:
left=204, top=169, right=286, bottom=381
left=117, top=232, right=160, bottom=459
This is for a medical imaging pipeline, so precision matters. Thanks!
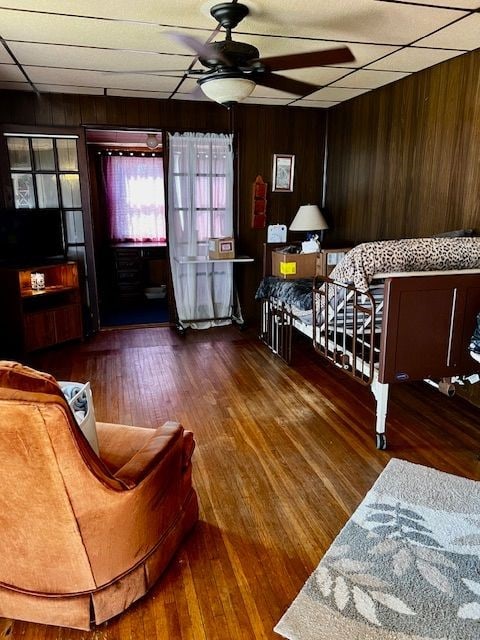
left=376, top=433, right=387, bottom=450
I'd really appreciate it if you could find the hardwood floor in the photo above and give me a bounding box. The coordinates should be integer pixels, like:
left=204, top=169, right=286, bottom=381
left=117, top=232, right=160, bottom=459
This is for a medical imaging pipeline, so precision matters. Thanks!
left=5, top=326, right=480, bottom=639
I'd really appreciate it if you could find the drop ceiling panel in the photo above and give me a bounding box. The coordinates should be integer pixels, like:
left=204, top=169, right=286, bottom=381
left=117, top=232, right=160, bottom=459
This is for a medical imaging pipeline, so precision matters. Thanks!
left=25, top=66, right=182, bottom=92
left=2, top=0, right=478, bottom=25
left=0, top=63, right=26, bottom=81
left=0, top=10, right=210, bottom=54
left=390, top=0, right=480, bottom=8
left=294, top=100, right=340, bottom=108
left=36, top=84, right=104, bottom=95
left=106, top=89, right=173, bottom=99
left=172, top=93, right=208, bottom=102
left=230, top=34, right=345, bottom=58
left=0, top=80, right=31, bottom=91
left=0, top=1, right=478, bottom=107
left=0, top=1, right=215, bottom=29
left=235, top=1, right=465, bottom=45
left=250, top=85, right=297, bottom=99
left=232, top=35, right=402, bottom=69
left=175, top=77, right=202, bottom=96
left=366, top=47, right=467, bottom=72
left=332, top=69, right=410, bottom=89
left=324, top=43, right=403, bottom=68
left=277, top=67, right=351, bottom=86
left=415, top=13, right=480, bottom=50
left=0, top=45, right=14, bottom=63
left=307, top=86, right=370, bottom=101
left=242, top=96, right=293, bottom=105
left=7, top=42, right=192, bottom=74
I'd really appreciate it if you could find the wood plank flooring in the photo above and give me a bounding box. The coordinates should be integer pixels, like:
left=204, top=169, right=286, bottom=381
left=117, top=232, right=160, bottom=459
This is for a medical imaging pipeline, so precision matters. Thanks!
left=5, top=326, right=480, bottom=639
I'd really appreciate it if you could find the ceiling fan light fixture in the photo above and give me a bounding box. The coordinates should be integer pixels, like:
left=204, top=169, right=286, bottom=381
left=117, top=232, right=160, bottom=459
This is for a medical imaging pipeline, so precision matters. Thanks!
left=145, top=133, right=160, bottom=149
left=198, top=75, right=255, bottom=106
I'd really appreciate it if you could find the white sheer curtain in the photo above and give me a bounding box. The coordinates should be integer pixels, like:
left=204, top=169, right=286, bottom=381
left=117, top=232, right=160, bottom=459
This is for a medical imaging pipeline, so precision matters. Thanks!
left=102, top=155, right=166, bottom=243
left=168, top=132, right=234, bottom=329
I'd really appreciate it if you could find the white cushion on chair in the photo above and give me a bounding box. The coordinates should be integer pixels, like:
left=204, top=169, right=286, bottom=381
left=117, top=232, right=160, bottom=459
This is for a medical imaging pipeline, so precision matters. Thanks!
left=59, top=381, right=99, bottom=455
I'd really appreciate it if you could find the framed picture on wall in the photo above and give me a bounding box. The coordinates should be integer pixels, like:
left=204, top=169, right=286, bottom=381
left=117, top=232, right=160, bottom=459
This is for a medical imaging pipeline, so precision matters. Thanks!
left=272, top=154, right=295, bottom=192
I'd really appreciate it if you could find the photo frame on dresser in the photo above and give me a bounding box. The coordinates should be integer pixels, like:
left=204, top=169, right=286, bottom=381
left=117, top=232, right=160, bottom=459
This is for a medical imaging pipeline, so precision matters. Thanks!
left=272, top=154, right=295, bottom=192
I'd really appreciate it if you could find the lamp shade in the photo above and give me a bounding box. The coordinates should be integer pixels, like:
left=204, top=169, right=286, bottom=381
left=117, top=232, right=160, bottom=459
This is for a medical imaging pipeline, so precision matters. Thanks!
left=289, top=205, right=329, bottom=231
left=199, top=75, right=255, bottom=105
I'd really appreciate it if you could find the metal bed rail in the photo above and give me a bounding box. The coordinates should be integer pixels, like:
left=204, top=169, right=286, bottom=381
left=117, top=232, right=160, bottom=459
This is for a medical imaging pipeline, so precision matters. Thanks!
left=313, top=276, right=383, bottom=385
left=259, top=297, right=295, bottom=364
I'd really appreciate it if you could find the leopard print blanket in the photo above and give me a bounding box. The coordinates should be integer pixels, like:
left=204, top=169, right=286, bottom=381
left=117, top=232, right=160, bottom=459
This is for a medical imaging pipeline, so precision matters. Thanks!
left=329, top=237, right=480, bottom=292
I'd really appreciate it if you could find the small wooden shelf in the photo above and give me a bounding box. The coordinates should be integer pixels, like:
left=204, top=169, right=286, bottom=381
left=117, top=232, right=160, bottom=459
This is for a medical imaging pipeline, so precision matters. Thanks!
left=0, top=262, right=83, bottom=354
left=22, top=285, right=78, bottom=298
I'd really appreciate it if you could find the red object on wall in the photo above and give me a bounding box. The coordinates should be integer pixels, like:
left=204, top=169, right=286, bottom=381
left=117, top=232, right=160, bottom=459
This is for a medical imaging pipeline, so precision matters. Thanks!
left=252, top=213, right=266, bottom=229
left=252, top=175, right=267, bottom=229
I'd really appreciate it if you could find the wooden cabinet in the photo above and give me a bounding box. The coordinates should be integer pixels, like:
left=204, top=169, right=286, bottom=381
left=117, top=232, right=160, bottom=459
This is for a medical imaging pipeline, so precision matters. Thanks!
left=111, top=244, right=168, bottom=302
left=112, top=246, right=144, bottom=301
left=0, top=262, right=83, bottom=354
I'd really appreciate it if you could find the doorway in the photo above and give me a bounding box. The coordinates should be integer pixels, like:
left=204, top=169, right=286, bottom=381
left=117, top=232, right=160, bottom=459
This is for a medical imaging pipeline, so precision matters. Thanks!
left=86, top=129, right=171, bottom=328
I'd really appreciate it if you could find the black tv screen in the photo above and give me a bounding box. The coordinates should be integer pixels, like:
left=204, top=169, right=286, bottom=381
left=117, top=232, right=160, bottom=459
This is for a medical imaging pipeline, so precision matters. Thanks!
left=0, top=208, right=65, bottom=265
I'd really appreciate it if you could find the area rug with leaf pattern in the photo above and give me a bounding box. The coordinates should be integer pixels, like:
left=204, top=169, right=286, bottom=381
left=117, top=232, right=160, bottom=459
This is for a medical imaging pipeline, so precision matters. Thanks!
left=275, top=459, right=480, bottom=640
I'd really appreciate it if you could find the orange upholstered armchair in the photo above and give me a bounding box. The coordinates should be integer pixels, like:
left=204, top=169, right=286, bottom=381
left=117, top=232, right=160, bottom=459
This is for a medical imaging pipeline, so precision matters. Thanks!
left=0, top=361, right=198, bottom=630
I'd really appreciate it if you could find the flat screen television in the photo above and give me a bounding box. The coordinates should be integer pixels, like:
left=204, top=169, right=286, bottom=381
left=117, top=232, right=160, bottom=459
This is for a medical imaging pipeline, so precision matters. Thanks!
left=0, top=208, right=66, bottom=266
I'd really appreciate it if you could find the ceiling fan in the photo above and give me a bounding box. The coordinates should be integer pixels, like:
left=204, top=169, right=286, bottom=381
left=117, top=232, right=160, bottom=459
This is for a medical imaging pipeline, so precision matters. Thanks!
left=162, top=2, right=355, bottom=106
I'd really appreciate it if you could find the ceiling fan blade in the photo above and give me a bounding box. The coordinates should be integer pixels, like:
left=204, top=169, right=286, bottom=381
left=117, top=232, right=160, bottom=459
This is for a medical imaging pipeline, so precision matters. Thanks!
left=253, top=72, right=319, bottom=97
left=254, top=47, right=355, bottom=71
left=167, top=32, right=232, bottom=66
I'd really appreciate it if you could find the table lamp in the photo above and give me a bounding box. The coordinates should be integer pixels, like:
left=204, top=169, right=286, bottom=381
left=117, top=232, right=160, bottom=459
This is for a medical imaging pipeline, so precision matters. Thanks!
left=289, top=204, right=329, bottom=248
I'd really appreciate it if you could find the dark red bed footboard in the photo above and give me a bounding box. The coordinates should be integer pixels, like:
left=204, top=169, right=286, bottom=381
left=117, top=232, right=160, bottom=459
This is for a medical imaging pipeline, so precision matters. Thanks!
left=379, top=273, right=480, bottom=383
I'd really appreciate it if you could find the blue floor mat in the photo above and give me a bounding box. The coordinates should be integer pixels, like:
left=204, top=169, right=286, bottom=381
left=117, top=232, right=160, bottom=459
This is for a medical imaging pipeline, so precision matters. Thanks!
left=100, top=299, right=169, bottom=327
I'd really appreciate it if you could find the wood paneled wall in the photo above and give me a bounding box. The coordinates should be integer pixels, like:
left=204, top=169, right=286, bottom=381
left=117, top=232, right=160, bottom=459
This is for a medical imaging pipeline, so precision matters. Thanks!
left=233, top=105, right=325, bottom=320
left=326, top=49, right=480, bottom=244
left=0, top=93, right=326, bottom=323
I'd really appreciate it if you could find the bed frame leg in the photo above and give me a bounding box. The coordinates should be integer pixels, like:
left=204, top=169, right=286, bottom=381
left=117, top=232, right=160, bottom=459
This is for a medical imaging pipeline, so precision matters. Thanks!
left=371, top=380, right=389, bottom=449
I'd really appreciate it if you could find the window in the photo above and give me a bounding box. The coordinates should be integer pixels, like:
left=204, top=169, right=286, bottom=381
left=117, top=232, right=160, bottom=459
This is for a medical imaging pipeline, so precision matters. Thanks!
left=102, top=154, right=166, bottom=243
left=6, top=134, right=84, bottom=258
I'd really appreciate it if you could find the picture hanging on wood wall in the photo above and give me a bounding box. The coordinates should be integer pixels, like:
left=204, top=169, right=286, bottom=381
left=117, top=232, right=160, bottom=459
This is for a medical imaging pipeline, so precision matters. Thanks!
left=272, top=154, right=295, bottom=192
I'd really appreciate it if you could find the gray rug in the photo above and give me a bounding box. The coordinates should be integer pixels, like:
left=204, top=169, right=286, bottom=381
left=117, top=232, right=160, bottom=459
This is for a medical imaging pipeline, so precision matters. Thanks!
left=275, top=459, right=480, bottom=640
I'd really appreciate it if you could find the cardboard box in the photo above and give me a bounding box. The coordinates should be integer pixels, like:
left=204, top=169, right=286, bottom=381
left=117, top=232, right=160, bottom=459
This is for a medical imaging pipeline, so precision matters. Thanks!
left=272, top=250, right=317, bottom=279
left=208, top=237, right=235, bottom=260
left=316, top=248, right=350, bottom=277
